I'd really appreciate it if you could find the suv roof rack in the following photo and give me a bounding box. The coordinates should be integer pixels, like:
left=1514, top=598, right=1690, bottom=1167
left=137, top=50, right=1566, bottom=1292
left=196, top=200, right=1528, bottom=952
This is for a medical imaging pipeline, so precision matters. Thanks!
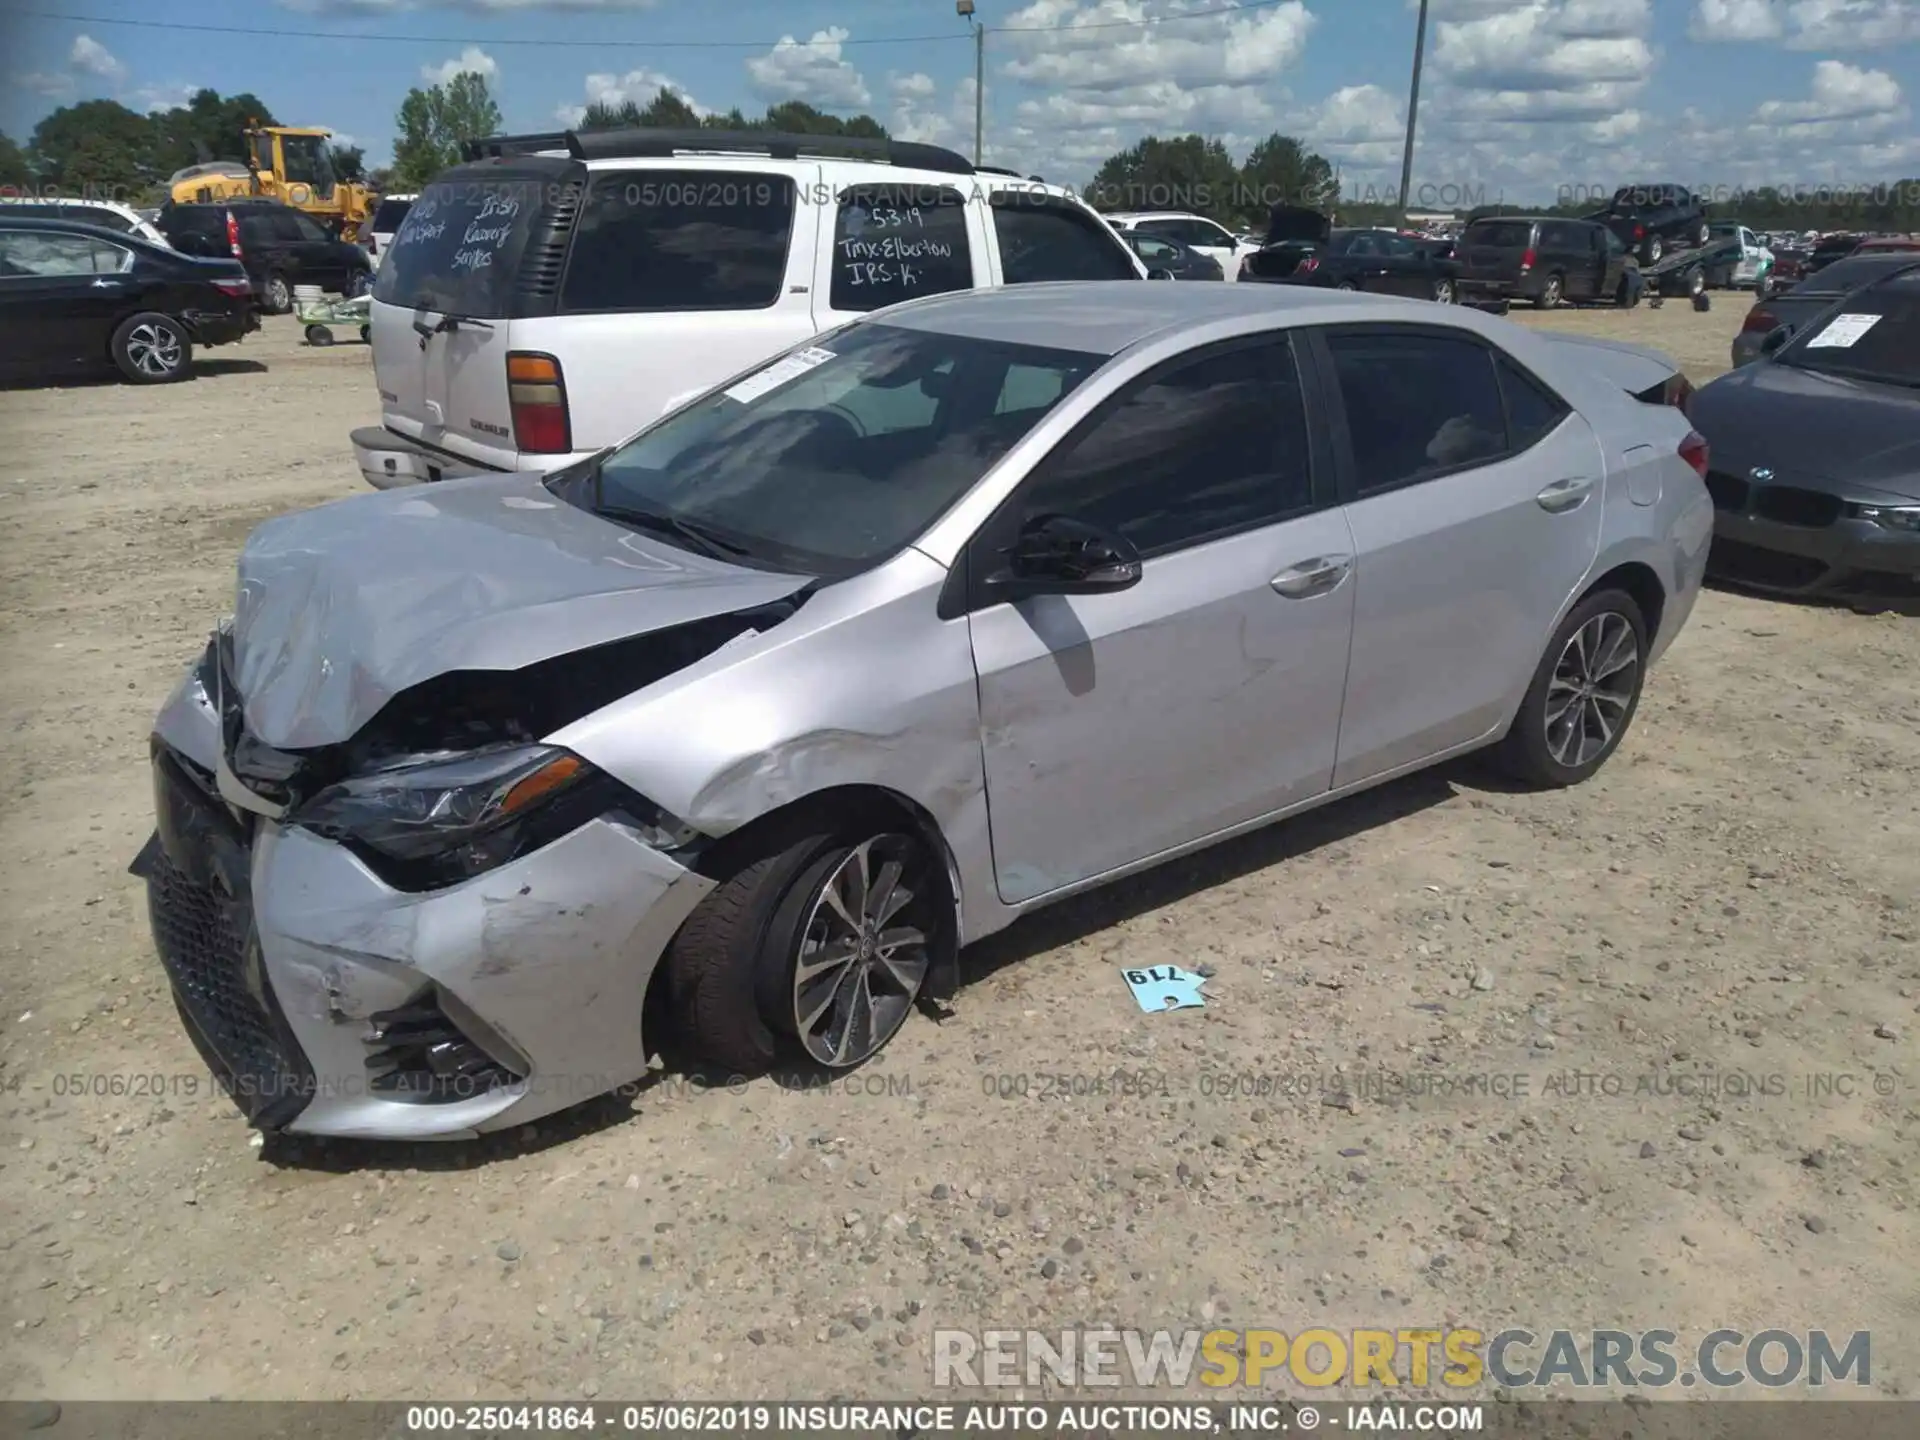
left=562, top=127, right=975, bottom=175
left=461, top=131, right=573, bottom=161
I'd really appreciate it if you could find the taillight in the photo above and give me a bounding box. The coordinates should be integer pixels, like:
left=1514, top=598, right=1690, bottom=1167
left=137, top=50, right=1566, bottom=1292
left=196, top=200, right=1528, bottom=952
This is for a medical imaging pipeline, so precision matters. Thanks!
left=226, top=211, right=241, bottom=258
left=507, top=352, right=571, bottom=454
left=1520, top=247, right=1536, bottom=271
left=211, top=278, right=251, bottom=298
left=1678, top=430, right=1709, bottom=479
left=1299, top=255, right=1320, bottom=273
left=1634, top=224, right=1645, bottom=240
left=1741, top=308, right=1779, bottom=334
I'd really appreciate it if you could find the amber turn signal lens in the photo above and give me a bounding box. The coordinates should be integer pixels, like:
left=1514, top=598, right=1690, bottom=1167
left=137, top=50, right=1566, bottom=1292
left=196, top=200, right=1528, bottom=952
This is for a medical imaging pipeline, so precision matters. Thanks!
left=507, top=354, right=561, bottom=384
left=501, top=754, right=584, bottom=816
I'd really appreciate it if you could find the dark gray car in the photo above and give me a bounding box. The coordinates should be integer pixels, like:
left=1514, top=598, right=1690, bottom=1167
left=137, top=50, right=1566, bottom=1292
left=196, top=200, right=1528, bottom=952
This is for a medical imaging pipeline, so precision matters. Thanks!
left=1730, top=252, right=1920, bottom=367
left=1692, top=264, right=1920, bottom=606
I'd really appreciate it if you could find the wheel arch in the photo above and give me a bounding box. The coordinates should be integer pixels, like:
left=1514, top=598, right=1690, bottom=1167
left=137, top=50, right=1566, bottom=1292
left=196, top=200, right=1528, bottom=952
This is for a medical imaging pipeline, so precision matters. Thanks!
left=1581, top=560, right=1667, bottom=646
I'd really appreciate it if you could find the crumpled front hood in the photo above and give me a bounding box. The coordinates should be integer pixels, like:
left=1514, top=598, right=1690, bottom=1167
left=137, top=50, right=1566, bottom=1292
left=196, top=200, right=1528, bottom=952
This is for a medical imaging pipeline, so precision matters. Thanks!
left=1691, top=362, right=1920, bottom=498
left=231, top=472, right=810, bottom=750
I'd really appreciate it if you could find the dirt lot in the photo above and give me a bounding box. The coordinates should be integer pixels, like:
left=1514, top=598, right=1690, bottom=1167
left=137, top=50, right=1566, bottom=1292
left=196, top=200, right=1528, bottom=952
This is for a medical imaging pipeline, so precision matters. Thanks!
left=1, top=301, right=1915, bottom=1404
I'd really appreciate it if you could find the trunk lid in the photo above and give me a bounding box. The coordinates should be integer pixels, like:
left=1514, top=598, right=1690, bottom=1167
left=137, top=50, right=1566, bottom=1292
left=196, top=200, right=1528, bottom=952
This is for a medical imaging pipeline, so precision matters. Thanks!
left=230, top=473, right=811, bottom=749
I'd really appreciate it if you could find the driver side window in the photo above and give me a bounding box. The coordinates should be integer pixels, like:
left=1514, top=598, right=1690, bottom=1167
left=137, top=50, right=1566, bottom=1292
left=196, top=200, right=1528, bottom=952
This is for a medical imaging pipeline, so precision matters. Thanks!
left=1006, top=337, right=1315, bottom=559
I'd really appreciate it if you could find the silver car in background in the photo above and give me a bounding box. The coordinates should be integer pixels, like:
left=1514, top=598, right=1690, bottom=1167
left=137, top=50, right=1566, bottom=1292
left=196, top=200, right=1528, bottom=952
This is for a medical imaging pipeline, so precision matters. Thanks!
left=134, top=282, right=1713, bottom=1142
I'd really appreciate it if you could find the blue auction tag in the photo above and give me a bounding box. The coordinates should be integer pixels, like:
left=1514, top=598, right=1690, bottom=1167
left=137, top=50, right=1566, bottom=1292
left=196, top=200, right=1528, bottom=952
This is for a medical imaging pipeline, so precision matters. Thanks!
left=1121, top=964, right=1208, bottom=1012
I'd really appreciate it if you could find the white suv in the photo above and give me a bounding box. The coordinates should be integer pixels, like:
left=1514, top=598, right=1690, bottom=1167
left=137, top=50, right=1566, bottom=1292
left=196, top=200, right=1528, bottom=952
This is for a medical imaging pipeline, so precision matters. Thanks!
left=353, top=130, right=1148, bottom=489
left=1103, top=211, right=1260, bottom=282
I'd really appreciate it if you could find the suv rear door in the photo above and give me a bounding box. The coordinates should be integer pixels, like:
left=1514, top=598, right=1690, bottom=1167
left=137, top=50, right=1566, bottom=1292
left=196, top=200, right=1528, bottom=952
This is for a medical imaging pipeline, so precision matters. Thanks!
left=1459, top=218, right=1536, bottom=288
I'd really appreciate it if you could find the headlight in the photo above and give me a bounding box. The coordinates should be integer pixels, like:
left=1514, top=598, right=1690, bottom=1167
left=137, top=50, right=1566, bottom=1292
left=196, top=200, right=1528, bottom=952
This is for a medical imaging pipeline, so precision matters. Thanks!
left=1856, top=504, right=1920, bottom=533
left=293, top=745, right=604, bottom=886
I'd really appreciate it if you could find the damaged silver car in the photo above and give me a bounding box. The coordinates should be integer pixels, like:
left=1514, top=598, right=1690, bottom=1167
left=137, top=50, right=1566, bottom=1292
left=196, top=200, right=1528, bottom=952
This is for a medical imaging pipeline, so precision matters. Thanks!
left=133, top=281, right=1713, bottom=1140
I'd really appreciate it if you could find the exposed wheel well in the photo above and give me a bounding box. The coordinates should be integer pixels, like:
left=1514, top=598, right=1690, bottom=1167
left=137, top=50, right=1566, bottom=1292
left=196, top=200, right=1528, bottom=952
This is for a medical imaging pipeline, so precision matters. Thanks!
left=1583, top=561, right=1666, bottom=644
left=643, top=785, right=966, bottom=1016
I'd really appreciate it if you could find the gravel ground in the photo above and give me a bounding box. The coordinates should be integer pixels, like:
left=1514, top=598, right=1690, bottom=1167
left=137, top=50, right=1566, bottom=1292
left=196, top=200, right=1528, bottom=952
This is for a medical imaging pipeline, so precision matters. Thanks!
left=0, top=301, right=1914, bottom=1404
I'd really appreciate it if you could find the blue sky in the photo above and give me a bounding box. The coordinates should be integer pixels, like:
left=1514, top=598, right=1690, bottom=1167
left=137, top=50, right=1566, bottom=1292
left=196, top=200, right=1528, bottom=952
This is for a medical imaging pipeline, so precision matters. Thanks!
left=5, top=0, right=1917, bottom=202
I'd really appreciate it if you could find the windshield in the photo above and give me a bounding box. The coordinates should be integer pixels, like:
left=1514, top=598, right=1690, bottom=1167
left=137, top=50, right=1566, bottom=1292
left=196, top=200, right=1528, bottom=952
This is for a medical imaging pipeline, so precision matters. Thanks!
left=553, top=322, right=1104, bottom=577
left=1781, top=271, right=1920, bottom=386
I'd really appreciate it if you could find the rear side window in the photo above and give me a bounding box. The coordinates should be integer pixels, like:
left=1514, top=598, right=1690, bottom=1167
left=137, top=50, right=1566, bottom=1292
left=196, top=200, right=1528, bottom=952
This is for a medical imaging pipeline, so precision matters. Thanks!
left=0, top=230, right=130, bottom=277
left=830, top=184, right=972, bottom=312
left=163, top=207, right=222, bottom=238
left=1495, top=356, right=1570, bottom=451
left=991, top=195, right=1137, bottom=283
left=1327, top=332, right=1507, bottom=496
left=374, top=174, right=553, bottom=318
left=562, top=171, right=795, bottom=313
left=239, top=215, right=280, bottom=247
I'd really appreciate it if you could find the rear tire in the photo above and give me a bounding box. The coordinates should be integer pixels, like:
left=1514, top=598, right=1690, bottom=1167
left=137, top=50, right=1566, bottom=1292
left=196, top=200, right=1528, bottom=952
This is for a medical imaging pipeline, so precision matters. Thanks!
left=661, top=809, right=949, bottom=1074
left=263, top=272, right=292, bottom=314
left=1535, top=273, right=1564, bottom=309
left=1432, top=278, right=1455, bottom=304
left=111, top=313, right=192, bottom=384
left=1335, top=279, right=1358, bottom=291
left=1643, top=235, right=1664, bottom=265
left=1492, top=589, right=1648, bottom=789
left=346, top=270, right=370, bottom=298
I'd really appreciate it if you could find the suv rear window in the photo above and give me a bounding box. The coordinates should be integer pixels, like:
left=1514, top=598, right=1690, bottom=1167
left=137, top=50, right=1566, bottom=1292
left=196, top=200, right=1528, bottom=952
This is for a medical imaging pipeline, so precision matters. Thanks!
left=990, top=194, right=1137, bottom=283
left=830, top=184, right=973, bottom=312
left=561, top=171, right=795, bottom=313
left=160, top=206, right=223, bottom=238
left=1465, top=220, right=1533, bottom=247
left=374, top=174, right=554, bottom=318
left=371, top=197, right=414, bottom=232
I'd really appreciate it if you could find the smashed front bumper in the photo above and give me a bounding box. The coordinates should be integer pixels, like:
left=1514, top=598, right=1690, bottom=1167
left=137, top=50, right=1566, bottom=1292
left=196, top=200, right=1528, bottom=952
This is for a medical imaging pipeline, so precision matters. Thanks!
left=135, top=663, right=714, bottom=1140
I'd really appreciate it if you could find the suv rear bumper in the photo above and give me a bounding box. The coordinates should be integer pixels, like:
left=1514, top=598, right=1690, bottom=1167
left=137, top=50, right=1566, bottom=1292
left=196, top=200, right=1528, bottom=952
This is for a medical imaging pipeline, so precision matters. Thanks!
left=351, top=426, right=500, bottom=490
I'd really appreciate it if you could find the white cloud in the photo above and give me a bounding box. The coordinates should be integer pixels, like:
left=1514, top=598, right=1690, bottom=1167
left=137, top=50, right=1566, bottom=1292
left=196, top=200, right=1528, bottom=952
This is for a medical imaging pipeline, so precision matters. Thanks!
left=889, top=71, right=938, bottom=103
left=421, top=46, right=497, bottom=85
left=12, top=70, right=74, bottom=97
left=131, top=82, right=207, bottom=113
left=745, top=27, right=872, bottom=110
left=1755, top=58, right=1904, bottom=125
left=1000, top=0, right=1314, bottom=92
left=555, top=68, right=706, bottom=126
left=1690, top=0, right=1920, bottom=47
left=1301, top=84, right=1408, bottom=170
left=1689, top=0, right=1785, bottom=41
left=280, top=0, right=660, bottom=10
left=69, top=34, right=127, bottom=85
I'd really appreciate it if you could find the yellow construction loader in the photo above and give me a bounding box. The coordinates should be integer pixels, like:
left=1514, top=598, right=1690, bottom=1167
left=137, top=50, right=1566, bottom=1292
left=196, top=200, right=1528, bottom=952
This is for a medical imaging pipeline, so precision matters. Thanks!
left=168, top=124, right=376, bottom=242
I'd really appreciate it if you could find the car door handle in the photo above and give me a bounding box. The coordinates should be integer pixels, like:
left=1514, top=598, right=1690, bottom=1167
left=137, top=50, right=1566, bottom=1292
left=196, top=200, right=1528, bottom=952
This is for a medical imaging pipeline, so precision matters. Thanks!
left=1536, top=477, right=1594, bottom=513
left=1270, top=556, right=1351, bottom=597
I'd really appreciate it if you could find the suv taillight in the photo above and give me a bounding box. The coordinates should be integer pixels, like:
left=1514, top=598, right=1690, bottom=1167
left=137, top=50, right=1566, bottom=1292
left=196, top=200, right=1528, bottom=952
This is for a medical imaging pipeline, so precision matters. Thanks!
left=226, top=211, right=242, bottom=258
left=1519, top=247, right=1535, bottom=271
left=1298, top=255, right=1320, bottom=273
left=507, top=353, right=571, bottom=454
left=1634, top=224, right=1645, bottom=240
left=1679, top=430, right=1709, bottom=479
left=1741, top=308, right=1779, bottom=334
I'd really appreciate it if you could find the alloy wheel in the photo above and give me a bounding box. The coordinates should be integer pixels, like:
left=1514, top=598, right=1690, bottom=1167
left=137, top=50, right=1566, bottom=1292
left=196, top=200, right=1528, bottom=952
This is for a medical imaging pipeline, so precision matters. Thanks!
left=267, top=275, right=291, bottom=312
left=125, top=322, right=183, bottom=378
left=790, top=834, right=933, bottom=1067
left=1433, top=279, right=1455, bottom=303
left=1544, top=612, right=1640, bottom=769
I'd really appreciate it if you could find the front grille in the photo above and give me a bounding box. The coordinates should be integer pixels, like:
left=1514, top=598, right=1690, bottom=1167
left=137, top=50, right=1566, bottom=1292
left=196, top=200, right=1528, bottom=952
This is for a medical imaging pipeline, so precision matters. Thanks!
left=147, top=750, right=312, bottom=1130
left=1707, top=537, right=1829, bottom=591
left=1752, top=486, right=1843, bottom=528
left=1704, top=470, right=1749, bottom=513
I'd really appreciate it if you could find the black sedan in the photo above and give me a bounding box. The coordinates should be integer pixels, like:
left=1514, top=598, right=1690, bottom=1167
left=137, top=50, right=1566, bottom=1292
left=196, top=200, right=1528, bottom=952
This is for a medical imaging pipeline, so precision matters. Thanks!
left=1121, top=231, right=1223, bottom=280
left=0, top=217, right=256, bottom=384
left=1691, top=263, right=1920, bottom=608
left=1730, top=252, right=1920, bottom=368
left=1242, top=217, right=1459, bottom=302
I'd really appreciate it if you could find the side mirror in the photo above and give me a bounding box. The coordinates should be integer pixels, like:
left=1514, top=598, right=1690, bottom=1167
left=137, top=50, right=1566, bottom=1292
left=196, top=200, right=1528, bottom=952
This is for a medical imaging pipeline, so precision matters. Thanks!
left=990, top=513, right=1143, bottom=599
left=1146, top=267, right=1176, bottom=281
left=1760, top=324, right=1795, bottom=354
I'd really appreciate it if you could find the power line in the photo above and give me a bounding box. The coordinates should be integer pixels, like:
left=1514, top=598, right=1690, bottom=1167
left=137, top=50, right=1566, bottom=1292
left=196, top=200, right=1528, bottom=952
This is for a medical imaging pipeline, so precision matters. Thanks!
left=12, top=0, right=1301, bottom=50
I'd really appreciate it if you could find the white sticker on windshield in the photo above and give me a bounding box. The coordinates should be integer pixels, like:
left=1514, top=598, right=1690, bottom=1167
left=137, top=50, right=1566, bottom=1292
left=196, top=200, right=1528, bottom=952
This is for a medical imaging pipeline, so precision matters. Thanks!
left=722, top=346, right=836, bottom=404
left=1806, top=313, right=1882, bottom=349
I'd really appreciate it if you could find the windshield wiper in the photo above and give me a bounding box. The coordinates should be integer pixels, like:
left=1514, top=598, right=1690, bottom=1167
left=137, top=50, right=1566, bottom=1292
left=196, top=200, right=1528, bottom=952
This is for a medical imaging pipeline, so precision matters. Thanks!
left=594, top=504, right=751, bottom=560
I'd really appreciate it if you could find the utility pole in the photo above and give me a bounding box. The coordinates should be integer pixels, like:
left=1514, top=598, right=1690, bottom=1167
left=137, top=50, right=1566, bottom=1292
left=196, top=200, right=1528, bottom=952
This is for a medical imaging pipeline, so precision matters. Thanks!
left=958, top=0, right=983, bottom=165
left=1398, top=0, right=1430, bottom=226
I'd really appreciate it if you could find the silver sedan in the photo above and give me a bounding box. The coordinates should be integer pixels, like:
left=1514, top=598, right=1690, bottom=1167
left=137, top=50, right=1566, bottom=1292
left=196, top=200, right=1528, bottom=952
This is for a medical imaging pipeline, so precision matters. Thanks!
left=136, top=282, right=1714, bottom=1141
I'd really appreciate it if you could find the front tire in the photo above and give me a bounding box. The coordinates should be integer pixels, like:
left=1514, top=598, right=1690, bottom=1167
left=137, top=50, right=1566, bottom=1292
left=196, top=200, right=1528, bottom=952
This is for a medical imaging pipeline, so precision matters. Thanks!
left=662, top=812, right=948, bottom=1074
left=111, top=313, right=192, bottom=384
left=1493, top=589, right=1647, bottom=788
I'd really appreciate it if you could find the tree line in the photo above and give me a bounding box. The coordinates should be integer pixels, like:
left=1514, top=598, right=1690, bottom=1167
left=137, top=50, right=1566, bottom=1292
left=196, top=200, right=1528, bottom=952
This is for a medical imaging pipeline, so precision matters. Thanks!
left=1, top=89, right=365, bottom=201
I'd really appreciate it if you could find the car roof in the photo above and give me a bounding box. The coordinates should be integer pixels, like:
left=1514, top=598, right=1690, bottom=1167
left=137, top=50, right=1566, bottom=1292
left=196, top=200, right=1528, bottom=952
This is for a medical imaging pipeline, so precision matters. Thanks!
left=0, top=196, right=141, bottom=215
left=873, top=280, right=1478, bottom=356
left=1105, top=211, right=1211, bottom=222
left=0, top=215, right=165, bottom=245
